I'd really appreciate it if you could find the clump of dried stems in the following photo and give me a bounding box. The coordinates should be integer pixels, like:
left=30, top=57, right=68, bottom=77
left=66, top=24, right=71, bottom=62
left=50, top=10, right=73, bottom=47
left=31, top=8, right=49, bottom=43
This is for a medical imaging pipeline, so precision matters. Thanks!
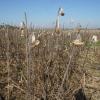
left=0, top=15, right=100, bottom=100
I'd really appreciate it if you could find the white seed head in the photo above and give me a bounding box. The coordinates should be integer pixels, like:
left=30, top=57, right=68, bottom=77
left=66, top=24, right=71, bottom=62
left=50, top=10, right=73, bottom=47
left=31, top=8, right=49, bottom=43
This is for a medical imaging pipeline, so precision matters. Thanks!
left=92, top=35, right=98, bottom=43
left=73, top=39, right=84, bottom=46
left=35, top=40, right=40, bottom=46
left=31, top=32, right=36, bottom=43
left=21, top=29, right=24, bottom=37
left=58, top=8, right=64, bottom=16
left=31, top=40, right=40, bottom=48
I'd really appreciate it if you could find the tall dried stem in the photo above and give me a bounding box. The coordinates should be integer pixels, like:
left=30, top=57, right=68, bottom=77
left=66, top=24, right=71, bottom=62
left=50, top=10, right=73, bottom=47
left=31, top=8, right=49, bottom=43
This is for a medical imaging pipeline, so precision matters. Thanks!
left=24, top=12, right=32, bottom=100
left=6, top=27, right=10, bottom=100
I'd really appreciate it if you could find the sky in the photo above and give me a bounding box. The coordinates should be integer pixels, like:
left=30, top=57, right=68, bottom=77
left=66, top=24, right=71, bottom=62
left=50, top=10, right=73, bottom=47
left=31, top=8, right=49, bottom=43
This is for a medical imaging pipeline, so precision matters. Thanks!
left=0, top=0, right=100, bottom=28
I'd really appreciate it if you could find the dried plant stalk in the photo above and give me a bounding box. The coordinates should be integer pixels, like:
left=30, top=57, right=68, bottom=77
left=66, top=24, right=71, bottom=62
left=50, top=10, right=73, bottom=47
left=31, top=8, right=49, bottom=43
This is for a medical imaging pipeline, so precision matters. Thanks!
left=5, top=27, right=10, bottom=100
left=24, top=12, right=32, bottom=100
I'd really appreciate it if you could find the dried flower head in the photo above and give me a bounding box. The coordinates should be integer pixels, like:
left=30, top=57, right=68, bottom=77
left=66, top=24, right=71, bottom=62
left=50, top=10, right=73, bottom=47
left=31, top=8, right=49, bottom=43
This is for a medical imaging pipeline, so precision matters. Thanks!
left=92, top=35, right=98, bottom=43
left=21, top=29, right=24, bottom=37
left=35, top=40, right=40, bottom=46
left=58, top=8, right=64, bottom=16
left=31, top=32, right=36, bottom=43
left=31, top=40, right=40, bottom=48
left=73, top=39, right=84, bottom=46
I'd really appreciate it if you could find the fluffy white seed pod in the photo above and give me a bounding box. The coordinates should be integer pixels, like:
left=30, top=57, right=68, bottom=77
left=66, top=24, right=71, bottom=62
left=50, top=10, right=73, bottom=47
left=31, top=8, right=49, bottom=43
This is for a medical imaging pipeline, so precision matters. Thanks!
left=31, top=40, right=40, bottom=48
left=31, top=32, right=36, bottom=43
left=21, top=29, right=24, bottom=37
left=73, top=34, right=84, bottom=46
left=73, top=39, right=84, bottom=46
left=35, top=40, right=40, bottom=46
left=28, top=32, right=36, bottom=43
left=58, top=8, right=64, bottom=16
left=92, top=35, right=98, bottom=43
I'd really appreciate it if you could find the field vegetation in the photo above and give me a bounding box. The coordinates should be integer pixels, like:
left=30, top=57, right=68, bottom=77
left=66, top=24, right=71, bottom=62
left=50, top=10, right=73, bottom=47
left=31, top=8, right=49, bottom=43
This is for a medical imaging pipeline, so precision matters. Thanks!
left=0, top=22, right=100, bottom=100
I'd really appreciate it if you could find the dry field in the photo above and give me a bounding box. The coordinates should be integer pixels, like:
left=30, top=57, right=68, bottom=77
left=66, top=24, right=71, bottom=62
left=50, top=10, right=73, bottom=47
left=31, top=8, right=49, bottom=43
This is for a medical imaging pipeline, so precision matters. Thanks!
left=0, top=25, right=100, bottom=100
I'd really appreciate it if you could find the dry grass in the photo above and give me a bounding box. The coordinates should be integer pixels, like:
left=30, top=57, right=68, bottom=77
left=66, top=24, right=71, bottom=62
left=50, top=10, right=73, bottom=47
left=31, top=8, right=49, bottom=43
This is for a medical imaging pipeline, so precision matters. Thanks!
left=0, top=25, right=100, bottom=100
